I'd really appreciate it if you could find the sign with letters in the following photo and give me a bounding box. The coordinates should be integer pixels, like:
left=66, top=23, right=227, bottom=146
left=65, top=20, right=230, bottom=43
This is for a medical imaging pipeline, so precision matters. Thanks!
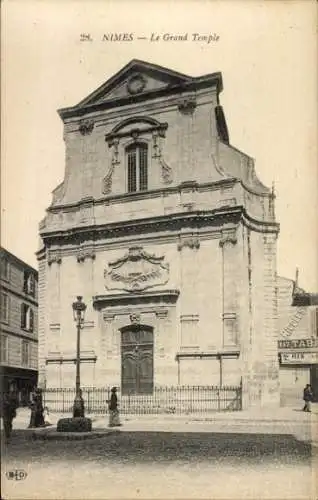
left=278, top=338, right=318, bottom=350
left=280, top=352, right=318, bottom=364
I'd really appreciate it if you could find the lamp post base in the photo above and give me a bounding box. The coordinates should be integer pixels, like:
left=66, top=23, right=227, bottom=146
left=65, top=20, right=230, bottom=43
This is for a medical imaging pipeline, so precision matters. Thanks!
left=57, top=417, right=92, bottom=433
left=73, top=394, right=85, bottom=418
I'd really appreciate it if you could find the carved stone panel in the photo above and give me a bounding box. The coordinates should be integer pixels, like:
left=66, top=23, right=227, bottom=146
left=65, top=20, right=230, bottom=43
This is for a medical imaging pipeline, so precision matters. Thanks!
left=104, top=247, right=169, bottom=292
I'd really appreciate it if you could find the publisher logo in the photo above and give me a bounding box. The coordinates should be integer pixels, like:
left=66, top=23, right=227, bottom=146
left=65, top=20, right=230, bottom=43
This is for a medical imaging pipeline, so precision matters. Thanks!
left=6, top=470, right=27, bottom=481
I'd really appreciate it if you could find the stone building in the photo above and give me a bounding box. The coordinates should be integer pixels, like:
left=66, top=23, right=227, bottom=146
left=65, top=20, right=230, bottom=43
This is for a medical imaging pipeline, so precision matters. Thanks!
left=277, top=274, right=318, bottom=406
left=0, top=247, right=38, bottom=403
left=37, top=60, right=280, bottom=409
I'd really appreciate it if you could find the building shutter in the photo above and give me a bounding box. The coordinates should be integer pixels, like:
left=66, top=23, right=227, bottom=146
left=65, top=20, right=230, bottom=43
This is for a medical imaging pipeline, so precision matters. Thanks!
left=127, top=147, right=137, bottom=192
left=139, top=145, right=148, bottom=191
left=21, top=304, right=27, bottom=329
left=23, top=272, right=28, bottom=293
left=29, top=309, right=34, bottom=332
left=29, top=274, right=35, bottom=296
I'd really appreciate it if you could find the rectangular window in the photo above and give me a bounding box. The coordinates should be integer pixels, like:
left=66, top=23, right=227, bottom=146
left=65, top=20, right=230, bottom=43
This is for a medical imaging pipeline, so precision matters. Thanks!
left=0, top=335, right=8, bottom=363
left=23, top=271, right=35, bottom=296
left=127, top=143, right=148, bottom=193
left=0, top=293, right=9, bottom=323
left=21, top=340, right=29, bottom=366
left=21, top=304, right=34, bottom=332
left=0, top=256, right=9, bottom=281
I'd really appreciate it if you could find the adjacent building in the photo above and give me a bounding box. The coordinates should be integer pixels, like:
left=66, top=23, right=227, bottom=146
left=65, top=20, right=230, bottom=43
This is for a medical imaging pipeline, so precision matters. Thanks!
left=37, top=59, right=281, bottom=409
left=0, top=247, right=38, bottom=403
left=277, top=274, right=318, bottom=405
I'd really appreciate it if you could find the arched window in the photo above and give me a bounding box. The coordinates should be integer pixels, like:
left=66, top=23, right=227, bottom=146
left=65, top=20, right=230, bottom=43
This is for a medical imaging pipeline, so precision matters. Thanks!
left=126, top=143, right=148, bottom=193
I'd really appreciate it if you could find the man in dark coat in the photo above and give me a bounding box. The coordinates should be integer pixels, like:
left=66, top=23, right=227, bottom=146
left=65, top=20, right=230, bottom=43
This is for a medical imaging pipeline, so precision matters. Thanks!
left=108, top=387, right=121, bottom=427
left=303, top=384, right=313, bottom=412
left=28, top=388, right=45, bottom=427
left=2, top=387, right=18, bottom=440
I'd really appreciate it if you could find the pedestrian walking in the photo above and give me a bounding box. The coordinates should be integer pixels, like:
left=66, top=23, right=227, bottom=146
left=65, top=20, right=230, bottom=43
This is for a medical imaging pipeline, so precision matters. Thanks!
left=303, top=384, right=314, bottom=412
left=29, top=388, right=45, bottom=427
left=108, top=387, right=121, bottom=427
left=1, top=385, right=18, bottom=440
left=28, top=389, right=37, bottom=428
left=43, top=406, right=52, bottom=427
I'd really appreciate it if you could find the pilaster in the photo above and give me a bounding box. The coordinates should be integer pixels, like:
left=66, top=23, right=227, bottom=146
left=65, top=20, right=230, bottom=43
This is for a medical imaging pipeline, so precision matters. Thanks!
left=260, top=233, right=280, bottom=407
left=178, top=95, right=197, bottom=181
left=37, top=249, right=47, bottom=388
left=178, top=232, right=200, bottom=349
left=219, top=228, right=239, bottom=347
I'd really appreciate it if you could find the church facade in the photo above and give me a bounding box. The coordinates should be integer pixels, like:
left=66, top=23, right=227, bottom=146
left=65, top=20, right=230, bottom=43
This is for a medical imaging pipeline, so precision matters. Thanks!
left=37, top=60, right=280, bottom=409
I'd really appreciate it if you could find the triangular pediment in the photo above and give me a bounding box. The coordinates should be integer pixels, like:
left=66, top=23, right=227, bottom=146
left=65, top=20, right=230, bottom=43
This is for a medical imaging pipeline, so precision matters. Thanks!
left=76, top=59, right=192, bottom=108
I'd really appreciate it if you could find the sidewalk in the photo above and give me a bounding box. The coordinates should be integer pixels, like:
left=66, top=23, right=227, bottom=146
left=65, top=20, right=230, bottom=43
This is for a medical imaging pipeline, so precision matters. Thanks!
left=12, top=403, right=318, bottom=430
left=5, top=406, right=315, bottom=446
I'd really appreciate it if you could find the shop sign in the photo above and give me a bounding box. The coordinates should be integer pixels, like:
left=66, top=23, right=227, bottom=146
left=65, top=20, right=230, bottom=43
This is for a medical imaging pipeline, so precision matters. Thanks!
left=280, top=352, right=318, bottom=364
left=278, top=338, right=318, bottom=349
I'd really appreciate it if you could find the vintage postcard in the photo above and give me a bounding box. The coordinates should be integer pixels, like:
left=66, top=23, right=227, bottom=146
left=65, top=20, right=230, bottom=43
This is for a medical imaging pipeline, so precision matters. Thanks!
left=1, top=0, right=317, bottom=499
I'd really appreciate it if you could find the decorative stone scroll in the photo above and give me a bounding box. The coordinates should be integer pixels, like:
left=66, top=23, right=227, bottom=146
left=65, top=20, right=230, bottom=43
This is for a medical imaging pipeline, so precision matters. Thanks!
left=177, top=236, right=200, bottom=251
left=102, top=139, right=120, bottom=195
left=77, top=246, right=96, bottom=263
left=219, top=231, right=237, bottom=247
left=130, top=312, right=141, bottom=324
left=160, top=158, right=173, bottom=185
left=152, top=131, right=173, bottom=185
left=178, top=97, right=197, bottom=115
left=79, top=119, right=94, bottom=136
left=104, top=246, right=169, bottom=292
left=47, top=249, right=62, bottom=266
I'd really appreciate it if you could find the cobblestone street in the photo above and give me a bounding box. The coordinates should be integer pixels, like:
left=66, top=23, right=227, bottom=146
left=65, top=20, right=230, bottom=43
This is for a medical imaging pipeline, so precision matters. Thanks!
left=2, top=422, right=316, bottom=500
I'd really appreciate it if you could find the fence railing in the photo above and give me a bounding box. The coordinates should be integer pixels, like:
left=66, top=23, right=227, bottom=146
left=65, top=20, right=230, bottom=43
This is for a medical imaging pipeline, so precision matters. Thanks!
left=43, top=384, right=242, bottom=415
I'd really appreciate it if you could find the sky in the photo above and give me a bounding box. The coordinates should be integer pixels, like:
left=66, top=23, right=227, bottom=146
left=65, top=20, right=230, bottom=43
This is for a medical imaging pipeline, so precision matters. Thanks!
left=1, top=0, right=317, bottom=291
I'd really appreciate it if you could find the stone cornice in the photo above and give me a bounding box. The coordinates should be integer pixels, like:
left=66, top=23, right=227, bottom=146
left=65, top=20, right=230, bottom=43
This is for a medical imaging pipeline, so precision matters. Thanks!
left=63, top=93, right=215, bottom=132
left=47, top=179, right=238, bottom=213
left=40, top=207, right=244, bottom=244
left=175, top=350, right=240, bottom=359
left=241, top=180, right=274, bottom=199
left=241, top=211, right=279, bottom=234
left=58, top=73, right=222, bottom=121
left=93, top=289, right=180, bottom=308
left=40, top=206, right=279, bottom=248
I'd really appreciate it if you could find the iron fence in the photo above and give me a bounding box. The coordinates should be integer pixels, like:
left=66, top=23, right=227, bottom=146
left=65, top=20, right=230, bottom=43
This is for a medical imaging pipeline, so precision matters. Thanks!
left=43, top=384, right=242, bottom=415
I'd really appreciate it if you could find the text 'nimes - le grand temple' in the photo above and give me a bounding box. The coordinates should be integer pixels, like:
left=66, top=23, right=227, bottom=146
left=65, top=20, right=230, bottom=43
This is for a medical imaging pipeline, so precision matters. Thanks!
left=31, top=60, right=317, bottom=410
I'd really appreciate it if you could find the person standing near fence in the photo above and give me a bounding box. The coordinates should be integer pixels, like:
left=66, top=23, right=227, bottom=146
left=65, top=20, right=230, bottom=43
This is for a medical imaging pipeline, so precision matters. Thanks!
left=108, top=387, right=121, bottom=427
left=28, top=388, right=45, bottom=427
left=303, top=384, right=314, bottom=412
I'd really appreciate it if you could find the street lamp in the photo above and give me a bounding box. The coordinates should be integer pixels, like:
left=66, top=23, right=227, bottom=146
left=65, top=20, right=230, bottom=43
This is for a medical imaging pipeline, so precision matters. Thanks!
left=72, top=296, right=87, bottom=418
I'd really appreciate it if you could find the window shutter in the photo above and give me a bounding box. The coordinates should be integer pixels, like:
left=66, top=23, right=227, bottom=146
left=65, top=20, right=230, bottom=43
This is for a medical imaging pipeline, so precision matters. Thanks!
left=30, top=275, right=35, bottom=296
left=29, top=309, right=34, bottom=332
left=6, top=295, right=9, bottom=323
left=127, top=147, right=137, bottom=192
left=139, top=146, right=148, bottom=191
left=21, top=304, right=26, bottom=329
left=23, top=272, right=28, bottom=293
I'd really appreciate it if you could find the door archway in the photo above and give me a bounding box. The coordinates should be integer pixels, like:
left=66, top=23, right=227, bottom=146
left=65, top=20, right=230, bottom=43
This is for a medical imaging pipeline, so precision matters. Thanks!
left=120, top=324, right=154, bottom=395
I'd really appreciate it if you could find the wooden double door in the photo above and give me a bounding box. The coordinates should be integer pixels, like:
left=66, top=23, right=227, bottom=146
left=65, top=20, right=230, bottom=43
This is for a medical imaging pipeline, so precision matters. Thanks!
left=121, top=325, right=154, bottom=395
